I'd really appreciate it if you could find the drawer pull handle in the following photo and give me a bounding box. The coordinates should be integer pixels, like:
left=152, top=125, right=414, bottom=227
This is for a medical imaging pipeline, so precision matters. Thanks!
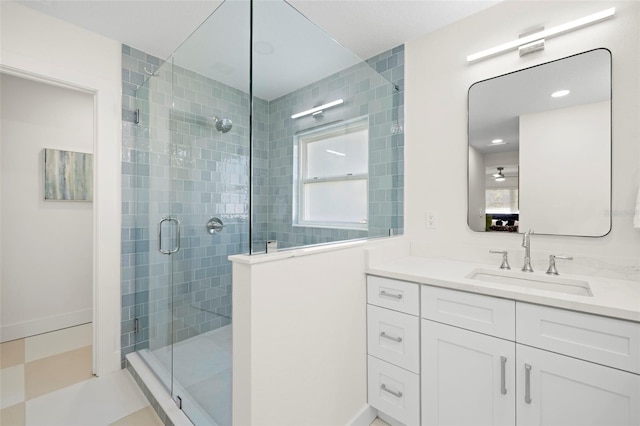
left=379, top=290, right=403, bottom=300
left=380, top=332, right=403, bottom=343
left=380, top=384, right=403, bottom=398
left=524, top=364, right=532, bottom=404
left=500, top=356, right=507, bottom=395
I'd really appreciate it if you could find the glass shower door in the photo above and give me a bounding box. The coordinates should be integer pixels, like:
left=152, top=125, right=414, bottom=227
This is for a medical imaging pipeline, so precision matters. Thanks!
left=135, top=45, right=249, bottom=425
left=132, top=54, right=178, bottom=403
left=162, top=2, right=251, bottom=424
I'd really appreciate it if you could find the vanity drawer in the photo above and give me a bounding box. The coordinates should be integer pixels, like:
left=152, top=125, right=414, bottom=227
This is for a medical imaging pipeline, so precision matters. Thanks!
left=368, top=355, right=420, bottom=426
left=421, top=285, right=515, bottom=340
left=367, top=276, right=419, bottom=315
left=368, top=304, right=420, bottom=373
left=517, top=303, right=640, bottom=374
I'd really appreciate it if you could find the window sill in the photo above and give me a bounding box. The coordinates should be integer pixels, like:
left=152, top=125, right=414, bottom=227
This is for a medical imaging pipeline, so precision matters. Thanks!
left=292, top=223, right=368, bottom=232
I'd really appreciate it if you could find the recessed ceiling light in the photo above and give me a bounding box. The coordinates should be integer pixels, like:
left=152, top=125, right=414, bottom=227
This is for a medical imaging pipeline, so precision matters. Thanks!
left=551, top=89, right=570, bottom=98
left=254, top=41, right=275, bottom=55
left=491, top=139, right=504, bottom=144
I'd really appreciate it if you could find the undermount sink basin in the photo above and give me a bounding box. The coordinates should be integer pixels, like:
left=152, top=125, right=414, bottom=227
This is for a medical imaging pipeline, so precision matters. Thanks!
left=466, top=268, right=593, bottom=297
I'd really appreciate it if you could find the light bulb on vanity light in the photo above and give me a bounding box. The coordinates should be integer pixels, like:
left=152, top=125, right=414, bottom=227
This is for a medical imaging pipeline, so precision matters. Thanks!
left=466, top=7, right=615, bottom=63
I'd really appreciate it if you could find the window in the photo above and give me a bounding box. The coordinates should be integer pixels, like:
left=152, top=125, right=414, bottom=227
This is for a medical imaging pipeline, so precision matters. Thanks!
left=486, top=188, right=519, bottom=214
left=293, top=117, right=369, bottom=230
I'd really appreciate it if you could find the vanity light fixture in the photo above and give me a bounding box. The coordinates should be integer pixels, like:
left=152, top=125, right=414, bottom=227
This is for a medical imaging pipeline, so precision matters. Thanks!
left=291, top=99, right=344, bottom=119
left=551, top=89, right=571, bottom=98
left=466, top=7, right=615, bottom=63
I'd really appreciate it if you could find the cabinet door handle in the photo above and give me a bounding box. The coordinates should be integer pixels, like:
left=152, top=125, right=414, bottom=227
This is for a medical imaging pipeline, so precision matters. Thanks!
left=380, top=331, right=403, bottom=343
left=500, top=356, right=507, bottom=395
left=524, top=364, right=532, bottom=404
left=379, top=290, right=402, bottom=299
left=380, top=384, right=403, bottom=398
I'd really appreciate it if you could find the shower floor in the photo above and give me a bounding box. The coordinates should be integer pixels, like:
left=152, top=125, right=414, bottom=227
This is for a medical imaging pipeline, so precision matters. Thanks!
left=139, top=324, right=232, bottom=426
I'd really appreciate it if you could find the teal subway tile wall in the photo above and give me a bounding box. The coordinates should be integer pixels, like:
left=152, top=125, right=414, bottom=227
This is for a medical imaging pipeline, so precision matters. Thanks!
left=121, top=44, right=404, bottom=363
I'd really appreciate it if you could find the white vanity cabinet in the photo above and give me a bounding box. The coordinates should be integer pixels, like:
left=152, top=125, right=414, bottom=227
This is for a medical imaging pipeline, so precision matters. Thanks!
left=421, top=285, right=516, bottom=426
left=515, top=303, right=640, bottom=426
left=366, top=274, right=640, bottom=426
left=367, top=276, right=421, bottom=425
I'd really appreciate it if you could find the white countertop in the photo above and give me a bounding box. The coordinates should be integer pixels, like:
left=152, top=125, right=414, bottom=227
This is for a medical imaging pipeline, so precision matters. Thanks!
left=366, top=256, right=640, bottom=323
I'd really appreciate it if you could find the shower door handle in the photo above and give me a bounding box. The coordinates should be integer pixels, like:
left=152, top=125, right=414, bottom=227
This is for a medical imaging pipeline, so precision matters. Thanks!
left=158, top=217, right=181, bottom=255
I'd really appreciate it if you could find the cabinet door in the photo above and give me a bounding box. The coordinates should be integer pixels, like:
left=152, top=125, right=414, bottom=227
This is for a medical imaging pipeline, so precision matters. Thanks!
left=516, top=344, right=640, bottom=426
left=421, top=320, right=515, bottom=426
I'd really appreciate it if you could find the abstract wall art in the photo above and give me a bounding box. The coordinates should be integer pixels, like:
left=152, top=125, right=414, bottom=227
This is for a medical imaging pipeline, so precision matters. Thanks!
left=44, top=148, right=93, bottom=201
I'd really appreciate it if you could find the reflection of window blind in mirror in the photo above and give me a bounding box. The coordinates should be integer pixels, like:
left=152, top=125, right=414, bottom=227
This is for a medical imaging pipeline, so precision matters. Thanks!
left=486, top=189, right=519, bottom=214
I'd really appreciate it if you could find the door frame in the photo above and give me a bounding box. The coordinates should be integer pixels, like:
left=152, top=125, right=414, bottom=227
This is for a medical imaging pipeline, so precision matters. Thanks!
left=1, top=45, right=122, bottom=375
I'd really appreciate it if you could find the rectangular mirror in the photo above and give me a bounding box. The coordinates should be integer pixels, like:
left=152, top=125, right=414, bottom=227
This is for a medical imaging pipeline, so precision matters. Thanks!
left=468, top=48, right=611, bottom=237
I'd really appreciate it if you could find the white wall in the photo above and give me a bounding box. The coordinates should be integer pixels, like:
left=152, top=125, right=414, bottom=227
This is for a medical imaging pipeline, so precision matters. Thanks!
left=1, top=74, right=94, bottom=342
left=0, top=2, right=122, bottom=375
left=520, top=101, right=611, bottom=236
left=232, top=241, right=403, bottom=425
left=468, top=145, right=486, bottom=231
left=405, top=0, right=640, bottom=278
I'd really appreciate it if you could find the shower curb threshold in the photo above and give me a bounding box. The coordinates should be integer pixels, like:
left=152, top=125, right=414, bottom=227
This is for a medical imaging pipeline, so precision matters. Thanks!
left=126, top=352, right=194, bottom=426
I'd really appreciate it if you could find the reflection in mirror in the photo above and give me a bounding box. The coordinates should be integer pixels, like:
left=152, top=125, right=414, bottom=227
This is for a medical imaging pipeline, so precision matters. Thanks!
left=468, top=49, right=611, bottom=237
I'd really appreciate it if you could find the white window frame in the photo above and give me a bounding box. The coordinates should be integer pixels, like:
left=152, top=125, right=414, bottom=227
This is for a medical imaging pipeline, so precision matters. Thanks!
left=293, top=116, right=369, bottom=230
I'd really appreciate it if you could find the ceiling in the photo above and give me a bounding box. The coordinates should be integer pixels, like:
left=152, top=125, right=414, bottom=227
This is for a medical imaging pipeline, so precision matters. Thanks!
left=16, top=0, right=500, bottom=99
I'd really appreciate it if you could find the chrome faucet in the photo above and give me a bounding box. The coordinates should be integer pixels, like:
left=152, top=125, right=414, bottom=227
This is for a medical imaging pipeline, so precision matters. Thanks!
left=489, top=250, right=511, bottom=270
left=546, top=255, right=573, bottom=275
left=521, top=229, right=534, bottom=272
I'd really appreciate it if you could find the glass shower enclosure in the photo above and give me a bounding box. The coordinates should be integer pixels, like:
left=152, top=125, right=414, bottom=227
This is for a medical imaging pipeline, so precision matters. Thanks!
left=130, top=1, right=402, bottom=424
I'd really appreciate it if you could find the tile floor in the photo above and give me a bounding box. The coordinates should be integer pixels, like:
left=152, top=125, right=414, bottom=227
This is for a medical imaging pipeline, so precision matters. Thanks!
left=0, top=324, right=162, bottom=426
left=1, top=324, right=392, bottom=426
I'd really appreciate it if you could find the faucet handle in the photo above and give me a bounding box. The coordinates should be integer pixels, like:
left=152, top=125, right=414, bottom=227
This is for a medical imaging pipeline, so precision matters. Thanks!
left=490, top=250, right=511, bottom=270
left=546, top=255, right=573, bottom=275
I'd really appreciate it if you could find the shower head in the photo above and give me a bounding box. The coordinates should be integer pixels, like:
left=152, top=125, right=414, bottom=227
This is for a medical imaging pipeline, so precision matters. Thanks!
left=216, top=118, right=233, bottom=133
left=213, top=116, right=233, bottom=134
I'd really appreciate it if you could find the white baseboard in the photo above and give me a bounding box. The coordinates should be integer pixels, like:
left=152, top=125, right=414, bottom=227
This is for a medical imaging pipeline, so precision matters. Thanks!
left=0, top=308, right=92, bottom=342
left=348, top=404, right=378, bottom=426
